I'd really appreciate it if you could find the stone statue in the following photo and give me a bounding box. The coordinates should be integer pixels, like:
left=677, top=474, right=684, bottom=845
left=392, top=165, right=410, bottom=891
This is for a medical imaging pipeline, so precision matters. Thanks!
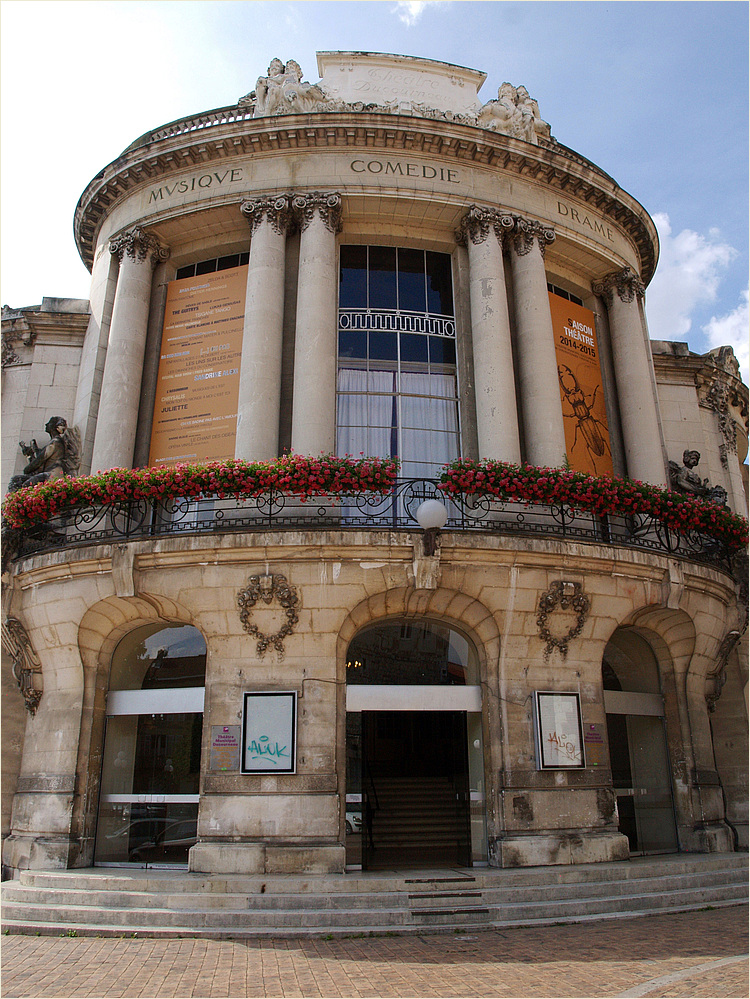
left=250, top=58, right=328, bottom=117
left=7, top=417, right=81, bottom=493
left=477, top=82, right=552, bottom=144
left=668, top=449, right=728, bottom=506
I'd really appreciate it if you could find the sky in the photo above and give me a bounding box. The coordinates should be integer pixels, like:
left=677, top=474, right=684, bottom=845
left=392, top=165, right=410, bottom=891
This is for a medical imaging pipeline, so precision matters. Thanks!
left=1, top=0, right=748, bottom=381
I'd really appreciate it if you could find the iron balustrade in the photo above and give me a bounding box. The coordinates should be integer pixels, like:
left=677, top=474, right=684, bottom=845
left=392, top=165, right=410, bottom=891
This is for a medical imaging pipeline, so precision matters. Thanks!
left=9, top=478, right=735, bottom=573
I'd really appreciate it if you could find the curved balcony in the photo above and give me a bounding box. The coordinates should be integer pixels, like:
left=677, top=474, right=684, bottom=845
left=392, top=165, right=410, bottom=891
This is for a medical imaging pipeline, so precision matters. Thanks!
left=5, top=478, right=739, bottom=575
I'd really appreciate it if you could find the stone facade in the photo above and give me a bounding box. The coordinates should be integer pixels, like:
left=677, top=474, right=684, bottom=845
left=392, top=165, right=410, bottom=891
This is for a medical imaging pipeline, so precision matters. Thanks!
left=2, top=52, right=747, bottom=877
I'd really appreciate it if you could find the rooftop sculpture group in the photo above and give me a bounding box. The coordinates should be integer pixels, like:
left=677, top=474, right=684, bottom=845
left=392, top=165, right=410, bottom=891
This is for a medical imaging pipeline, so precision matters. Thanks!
left=8, top=417, right=81, bottom=493
left=240, top=58, right=554, bottom=145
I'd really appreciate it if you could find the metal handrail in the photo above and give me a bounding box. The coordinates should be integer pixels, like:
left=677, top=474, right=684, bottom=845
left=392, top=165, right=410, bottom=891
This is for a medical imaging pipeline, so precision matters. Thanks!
left=9, top=478, right=736, bottom=573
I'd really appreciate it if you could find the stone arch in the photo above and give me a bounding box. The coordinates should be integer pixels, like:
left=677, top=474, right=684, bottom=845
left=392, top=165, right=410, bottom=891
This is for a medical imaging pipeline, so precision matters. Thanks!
left=70, top=593, right=201, bottom=868
left=602, top=604, right=733, bottom=852
left=335, top=585, right=502, bottom=865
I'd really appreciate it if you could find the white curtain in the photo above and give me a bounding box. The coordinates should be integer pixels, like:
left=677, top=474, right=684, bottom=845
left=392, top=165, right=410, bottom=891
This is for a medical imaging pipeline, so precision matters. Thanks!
left=399, top=372, right=458, bottom=479
left=337, top=369, right=395, bottom=458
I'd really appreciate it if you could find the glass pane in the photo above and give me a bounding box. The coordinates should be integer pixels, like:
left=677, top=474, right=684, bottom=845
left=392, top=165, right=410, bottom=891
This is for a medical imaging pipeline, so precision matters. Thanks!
left=628, top=715, right=678, bottom=853
left=339, top=330, right=367, bottom=359
left=175, top=264, right=196, bottom=280
left=347, top=621, right=477, bottom=685
left=368, top=246, right=397, bottom=309
left=369, top=331, right=397, bottom=362
left=94, top=800, right=197, bottom=865
left=400, top=333, right=428, bottom=363
left=426, top=252, right=454, bottom=315
left=110, top=624, right=206, bottom=690
left=339, top=245, right=367, bottom=308
left=345, top=712, right=363, bottom=868
left=100, top=713, right=201, bottom=796
left=429, top=336, right=456, bottom=366
left=397, top=248, right=426, bottom=313
left=217, top=254, right=240, bottom=271
left=195, top=259, right=217, bottom=275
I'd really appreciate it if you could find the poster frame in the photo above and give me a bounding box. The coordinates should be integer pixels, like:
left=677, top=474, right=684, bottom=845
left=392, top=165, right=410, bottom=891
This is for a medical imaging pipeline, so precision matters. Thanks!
left=534, top=690, right=586, bottom=770
left=241, top=691, right=297, bottom=775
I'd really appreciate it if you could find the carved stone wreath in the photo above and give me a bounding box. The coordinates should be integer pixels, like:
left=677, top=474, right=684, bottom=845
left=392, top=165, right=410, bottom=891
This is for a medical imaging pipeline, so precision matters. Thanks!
left=1, top=617, right=43, bottom=714
left=536, top=581, right=590, bottom=660
left=237, top=572, right=300, bottom=659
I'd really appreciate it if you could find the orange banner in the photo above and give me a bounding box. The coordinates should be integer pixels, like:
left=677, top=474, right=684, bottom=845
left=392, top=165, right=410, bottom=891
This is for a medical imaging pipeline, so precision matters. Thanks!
left=549, top=294, right=613, bottom=476
left=148, top=266, right=247, bottom=467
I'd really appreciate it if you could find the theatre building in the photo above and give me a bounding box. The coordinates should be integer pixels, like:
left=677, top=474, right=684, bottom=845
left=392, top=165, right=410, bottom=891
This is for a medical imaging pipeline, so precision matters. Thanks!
left=1, top=52, right=747, bottom=878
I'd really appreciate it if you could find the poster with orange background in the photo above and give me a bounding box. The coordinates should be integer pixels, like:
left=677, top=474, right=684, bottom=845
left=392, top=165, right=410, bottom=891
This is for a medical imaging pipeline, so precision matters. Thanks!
left=148, top=266, right=247, bottom=467
left=549, top=293, right=613, bottom=476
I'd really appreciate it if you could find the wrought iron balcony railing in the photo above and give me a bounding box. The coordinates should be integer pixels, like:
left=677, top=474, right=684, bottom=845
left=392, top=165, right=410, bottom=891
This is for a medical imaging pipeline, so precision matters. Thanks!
left=7, top=479, right=736, bottom=574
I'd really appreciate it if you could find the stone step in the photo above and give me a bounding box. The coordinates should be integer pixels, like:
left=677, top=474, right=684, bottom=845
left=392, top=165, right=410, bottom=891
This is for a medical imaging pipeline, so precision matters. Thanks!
left=12, top=853, right=747, bottom=896
left=3, top=867, right=744, bottom=914
left=1, top=882, right=746, bottom=938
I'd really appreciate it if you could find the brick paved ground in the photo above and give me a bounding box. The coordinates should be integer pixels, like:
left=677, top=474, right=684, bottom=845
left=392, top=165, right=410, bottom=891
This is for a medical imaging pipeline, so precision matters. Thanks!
left=1, top=905, right=747, bottom=999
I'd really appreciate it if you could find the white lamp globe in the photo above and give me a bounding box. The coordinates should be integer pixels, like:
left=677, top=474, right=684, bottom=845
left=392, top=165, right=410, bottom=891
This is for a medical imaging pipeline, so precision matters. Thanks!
left=415, top=499, right=448, bottom=531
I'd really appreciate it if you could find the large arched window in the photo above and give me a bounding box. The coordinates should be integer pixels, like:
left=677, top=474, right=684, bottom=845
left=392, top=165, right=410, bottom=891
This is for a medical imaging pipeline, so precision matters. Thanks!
left=94, top=624, right=206, bottom=868
left=337, top=246, right=460, bottom=479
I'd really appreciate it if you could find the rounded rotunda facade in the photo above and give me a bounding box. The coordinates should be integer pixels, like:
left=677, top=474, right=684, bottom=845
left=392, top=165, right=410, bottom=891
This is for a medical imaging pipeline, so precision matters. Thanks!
left=1, top=52, right=747, bottom=878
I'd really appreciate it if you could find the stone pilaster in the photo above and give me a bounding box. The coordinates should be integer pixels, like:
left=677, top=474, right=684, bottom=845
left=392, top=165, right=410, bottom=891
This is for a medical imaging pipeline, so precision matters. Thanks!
left=290, top=193, right=343, bottom=456
left=593, top=267, right=667, bottom=486
left=236, top=195, right=292, bottom=460
left=90, top=227, right=169, bottom=473
left=506, top=217, right=567, bottom=468
left=456, top=207, right=521, bottom=463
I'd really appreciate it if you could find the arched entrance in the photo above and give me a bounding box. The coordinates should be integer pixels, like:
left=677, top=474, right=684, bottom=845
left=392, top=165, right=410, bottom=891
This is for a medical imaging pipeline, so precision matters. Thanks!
left=94, top=623, right=206, bottom=868
left=603, top=631, right=678, bottom=854
left=345, top=619, right=486, bottom=870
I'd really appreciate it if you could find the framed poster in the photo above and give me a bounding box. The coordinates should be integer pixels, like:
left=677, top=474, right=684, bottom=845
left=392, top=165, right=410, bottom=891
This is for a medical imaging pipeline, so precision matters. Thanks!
left=241, top=691, right=297, bottom=774
left=534, top=691, right=585, bottom=769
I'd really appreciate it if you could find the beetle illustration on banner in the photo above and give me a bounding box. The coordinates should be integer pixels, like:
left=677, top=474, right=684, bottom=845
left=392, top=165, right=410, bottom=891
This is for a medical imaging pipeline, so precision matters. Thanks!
left=549, top=293, right=613, bottom=476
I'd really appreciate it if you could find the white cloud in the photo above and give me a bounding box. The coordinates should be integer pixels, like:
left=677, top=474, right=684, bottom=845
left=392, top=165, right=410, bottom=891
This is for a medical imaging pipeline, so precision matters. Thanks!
left=645, top=213, right=737, bottom=341
left=394, top=1, right=433, bottom=27
left=703, top=289, right=749, bottom=384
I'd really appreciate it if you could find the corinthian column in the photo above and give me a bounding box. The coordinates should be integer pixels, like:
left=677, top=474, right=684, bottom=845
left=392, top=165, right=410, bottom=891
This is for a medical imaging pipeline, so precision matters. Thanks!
left=456, top=207, right=521, bottom=463
left=290, top=192, right=343, bottom=456
left=593, top=268, right=667, bottom=486
left=91, top=227, right=169, bottom=472
left=506, top=217, right=567, bottom=468
left=235, top=195, right=292, bottom=460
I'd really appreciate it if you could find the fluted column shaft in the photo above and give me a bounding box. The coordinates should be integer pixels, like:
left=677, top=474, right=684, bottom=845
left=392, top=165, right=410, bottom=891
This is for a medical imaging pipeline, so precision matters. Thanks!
left=235, top=196, right=291, bottom=460
left=507, top=219, right=567, bottom=468
left=290, top=193, right=343, bottom=456
left=91, top=227, right=168, bottom=472
left=594, top=268, right=667, bottom=486
left=457, top=208, right=521, bottom=463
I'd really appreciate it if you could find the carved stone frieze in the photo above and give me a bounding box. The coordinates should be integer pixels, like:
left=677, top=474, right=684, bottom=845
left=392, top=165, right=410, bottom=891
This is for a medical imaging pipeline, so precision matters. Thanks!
left=109, top=226, right=170, bottom=266
left=696, top=364, right=743, bottom=470
left=1, top=617, right=43, bottom=715
left=592, top=267, right=645, bottom=305
left=536, top=581, right=590, bottom=660
left=237, top=572, right=300, bottom=659
left=240, top=194, right=293, bottom=236
left=291, top=192, right=343, bottom=234
left=1, top=309, right=36, bottom=368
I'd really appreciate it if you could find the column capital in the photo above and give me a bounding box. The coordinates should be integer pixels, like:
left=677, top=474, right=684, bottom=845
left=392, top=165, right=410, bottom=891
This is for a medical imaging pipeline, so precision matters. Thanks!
left=455, top=206, right=515, bottom=247
left=291, top=192, right=343, bottom=234
left=593, top=266, right=645, bottom=304
left=506, top=216, right=556, bottom=258
left=240, top=194, right=293, bottom=236
left=109, top=226, right=169, bottom=266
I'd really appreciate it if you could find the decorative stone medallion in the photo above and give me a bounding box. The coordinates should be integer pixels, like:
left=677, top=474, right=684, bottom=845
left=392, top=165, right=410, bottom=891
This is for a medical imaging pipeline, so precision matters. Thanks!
left=237, top=572, right=300, bottom=659
left=536, top=581, right=590, bottom=660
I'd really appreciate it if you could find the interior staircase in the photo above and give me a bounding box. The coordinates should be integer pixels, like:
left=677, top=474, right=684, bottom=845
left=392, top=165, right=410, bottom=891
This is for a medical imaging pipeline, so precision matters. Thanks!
left=367, top=775, right=468, bottom=868
left=1, top=853, right=747, bottom=939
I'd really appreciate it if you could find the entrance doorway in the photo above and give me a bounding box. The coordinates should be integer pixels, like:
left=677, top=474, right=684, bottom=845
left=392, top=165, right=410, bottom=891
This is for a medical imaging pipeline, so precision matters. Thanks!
left=349, top=711, right=470, bottom=869
left=603, top=644, right=678, bottom=855
left=345, top=619, right=487, bottom=869
left=94, top=623, right=206, bottom=868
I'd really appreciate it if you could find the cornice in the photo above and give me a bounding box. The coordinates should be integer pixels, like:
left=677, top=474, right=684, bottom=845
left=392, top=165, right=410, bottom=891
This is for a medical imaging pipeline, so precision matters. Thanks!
left=74, top=111, right=658, bottom=283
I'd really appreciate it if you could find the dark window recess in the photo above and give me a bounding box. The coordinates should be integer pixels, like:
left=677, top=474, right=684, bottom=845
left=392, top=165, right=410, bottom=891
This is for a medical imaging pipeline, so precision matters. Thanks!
left=176, top=253, right=249, bottom=281
left=547, top=283, right=584, bottom=307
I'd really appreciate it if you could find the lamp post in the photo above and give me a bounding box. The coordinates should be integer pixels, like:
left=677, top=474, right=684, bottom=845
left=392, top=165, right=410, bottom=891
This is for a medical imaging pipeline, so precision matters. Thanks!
left=415, top=499, right=448, bottom=556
